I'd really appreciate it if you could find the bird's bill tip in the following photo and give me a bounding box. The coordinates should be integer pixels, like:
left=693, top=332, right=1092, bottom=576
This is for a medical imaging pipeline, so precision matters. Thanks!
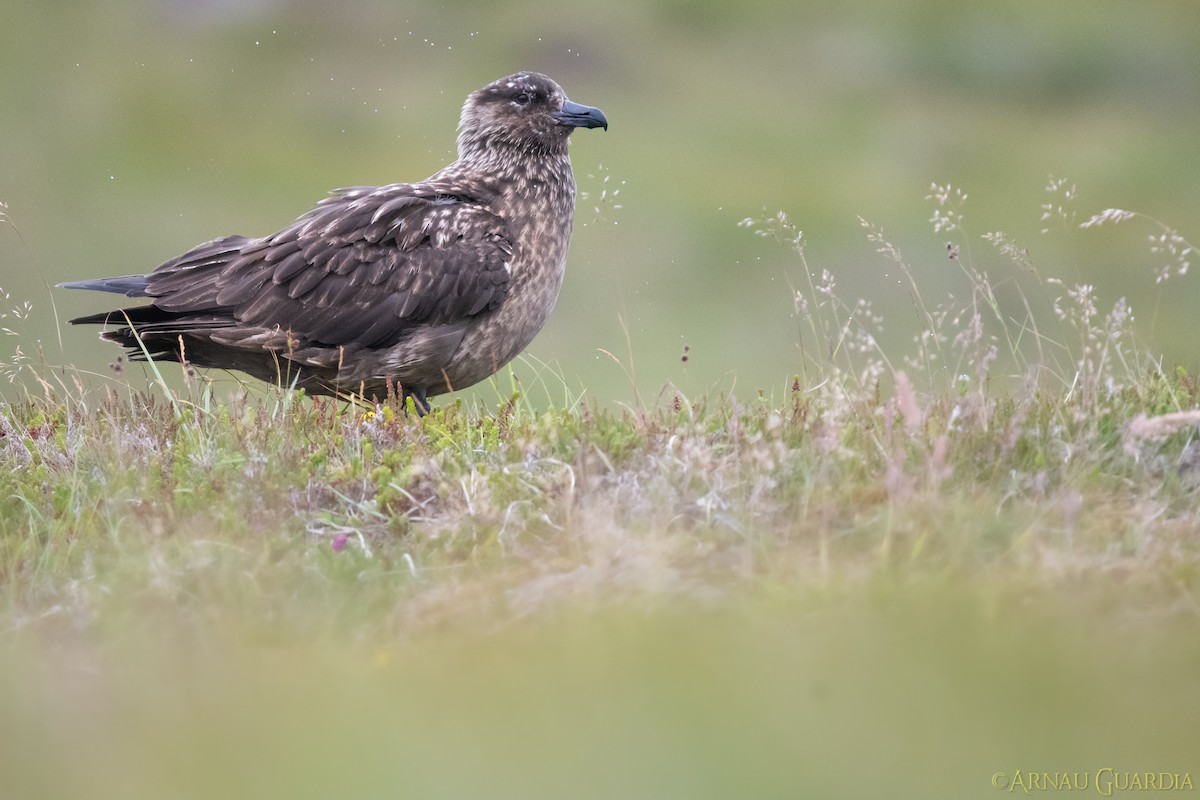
left=554, top=100, right=608, bottom=131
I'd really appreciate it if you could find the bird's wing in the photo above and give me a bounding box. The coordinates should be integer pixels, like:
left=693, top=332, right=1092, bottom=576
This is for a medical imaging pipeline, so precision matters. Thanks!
left=143, top=183, right=513, bottom=349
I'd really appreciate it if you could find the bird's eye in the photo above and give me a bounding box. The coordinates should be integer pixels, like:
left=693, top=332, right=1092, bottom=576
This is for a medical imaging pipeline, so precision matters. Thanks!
left=513, top=92, right=533, bottom=107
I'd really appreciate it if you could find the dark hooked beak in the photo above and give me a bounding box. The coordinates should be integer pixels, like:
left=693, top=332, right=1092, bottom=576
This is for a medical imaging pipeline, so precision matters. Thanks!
left=553, top=99, right=608, bottom=131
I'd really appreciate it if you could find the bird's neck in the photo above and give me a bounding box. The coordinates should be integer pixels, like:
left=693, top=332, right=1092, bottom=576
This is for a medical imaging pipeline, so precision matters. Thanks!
left=441, top=149, right=577, bottom=209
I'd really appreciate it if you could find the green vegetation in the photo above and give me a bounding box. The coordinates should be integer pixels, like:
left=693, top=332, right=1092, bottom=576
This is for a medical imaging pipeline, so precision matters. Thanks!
left=5, top=1, right=1200, bottom=402
left=3, top=186, right=1199, bottom=797
left=3, top=2, right=1200, bottom=793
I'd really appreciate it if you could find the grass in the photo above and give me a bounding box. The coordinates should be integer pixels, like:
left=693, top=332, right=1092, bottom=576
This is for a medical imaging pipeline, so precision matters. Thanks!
left=1, top=186, right=1199, bottom=798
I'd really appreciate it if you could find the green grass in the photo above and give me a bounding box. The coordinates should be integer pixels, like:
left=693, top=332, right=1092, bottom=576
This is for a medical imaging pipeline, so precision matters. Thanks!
left=3, top=188, right=1200, bottom=797
left=5, top=4, right=1200, bottom=790
left=2, top=365, right=1199, bottom=798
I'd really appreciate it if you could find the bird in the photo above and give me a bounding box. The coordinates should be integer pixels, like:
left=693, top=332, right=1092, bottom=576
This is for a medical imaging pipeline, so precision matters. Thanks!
left=59, top=71, right=607, bottom=413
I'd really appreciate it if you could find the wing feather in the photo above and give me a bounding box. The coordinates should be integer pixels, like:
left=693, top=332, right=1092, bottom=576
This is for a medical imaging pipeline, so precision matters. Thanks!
left=139, top=183, right=511, bottom=350
left=263, top=238, right=302, bottom=262
left=214, top=268, right=271, bottom=306
left=285, top=263, right=328, bottom=300
left=271, top=249, right=310, bottom=284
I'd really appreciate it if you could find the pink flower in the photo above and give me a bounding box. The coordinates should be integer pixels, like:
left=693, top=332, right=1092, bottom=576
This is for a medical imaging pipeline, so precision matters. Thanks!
left=331, top=533, right=349, bottom=552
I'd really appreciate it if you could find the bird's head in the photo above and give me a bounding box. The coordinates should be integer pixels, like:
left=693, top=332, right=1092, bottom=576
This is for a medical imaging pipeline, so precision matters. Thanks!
left=457, top=72, right=607, bottom=161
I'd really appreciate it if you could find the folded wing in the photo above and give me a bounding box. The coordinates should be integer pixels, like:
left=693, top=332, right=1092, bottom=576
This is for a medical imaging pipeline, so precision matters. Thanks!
left=122, top=183, right=512, bottom=353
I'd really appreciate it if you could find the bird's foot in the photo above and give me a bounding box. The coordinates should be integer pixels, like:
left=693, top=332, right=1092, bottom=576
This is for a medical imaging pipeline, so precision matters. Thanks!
left=404, top=388, right=431, bottom=417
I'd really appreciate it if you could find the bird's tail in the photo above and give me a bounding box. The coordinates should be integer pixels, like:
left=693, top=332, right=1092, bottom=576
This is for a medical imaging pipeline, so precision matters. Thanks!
left=66, top=305, right=165, bottom=327
left=57, top=275, right=151, bottom=297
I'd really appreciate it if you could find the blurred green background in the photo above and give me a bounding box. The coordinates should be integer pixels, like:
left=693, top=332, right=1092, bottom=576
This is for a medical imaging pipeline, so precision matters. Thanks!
left=3, top=0, right=1200, bottom=402
left=4, top=590, right=1198, bottom=800
left=4, top=5, right=1200, bottom=794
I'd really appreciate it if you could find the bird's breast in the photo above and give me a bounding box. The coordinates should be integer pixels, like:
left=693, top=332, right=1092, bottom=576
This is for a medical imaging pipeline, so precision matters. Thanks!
left=442, top=163, right=577, bottom=390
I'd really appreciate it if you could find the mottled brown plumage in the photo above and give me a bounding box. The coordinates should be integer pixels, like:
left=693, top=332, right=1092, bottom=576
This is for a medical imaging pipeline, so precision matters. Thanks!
left=59, top=72, right=607, bottom=411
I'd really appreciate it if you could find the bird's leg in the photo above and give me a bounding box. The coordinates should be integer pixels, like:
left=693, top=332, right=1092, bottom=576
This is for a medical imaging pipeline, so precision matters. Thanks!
left=405, top=387, right=431, bottom=417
